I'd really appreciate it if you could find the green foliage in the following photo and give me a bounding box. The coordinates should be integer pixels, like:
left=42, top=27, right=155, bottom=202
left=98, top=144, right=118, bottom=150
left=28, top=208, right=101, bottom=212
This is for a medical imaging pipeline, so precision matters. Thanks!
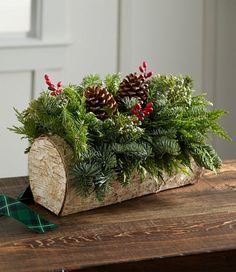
left=113, top=141, right=152, bottom=185
left=74, top=74, right=103, bottom=96
left=142, top=74, right=231, bottom=175
left=10, top=72, right=231, bottom=200
left=119, top=97, right=139, bottom=112
left=151, top=136, right=180, bottom=156
left=89, top=113, right=144, bottom=144
left=10, top=87, right=98, bottom=159
left=148, top=75, right=193, bottom=106
left=105, top=73, right=121, bottom=95
left=81, top=74, right=102, bottom=89
left=112, top=142, right=152, bottom=159
left=72, top=144, right=117, bottom=200
left=189, top=144, right=222, bottom=171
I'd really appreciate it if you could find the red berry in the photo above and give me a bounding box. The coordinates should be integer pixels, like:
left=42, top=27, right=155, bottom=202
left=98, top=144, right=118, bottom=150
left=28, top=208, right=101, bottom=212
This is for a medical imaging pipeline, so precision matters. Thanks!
left=143, top=61, right=148, bottom=68
left=146, top=71, right=153, bottom=78
left=139, top=66, right=144, bottom=73
left=138, top=115, right=144, bottom=121
left=48, top=85, right=56, bottom=91
left=146, top=102, right=153, bottom=108
left=134, top=103, right=142, bottom=110
left=46, top=80, right=52, bottom=86
left=142, top=110, right=148, bottom=116
left=147, top=108, right=153, bottom=114
left=44, top=74, right=63, bottom=95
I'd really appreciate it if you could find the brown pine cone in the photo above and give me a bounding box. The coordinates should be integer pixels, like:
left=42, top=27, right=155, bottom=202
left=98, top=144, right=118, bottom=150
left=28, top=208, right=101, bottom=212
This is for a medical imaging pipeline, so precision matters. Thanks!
left=117, top=73, right=149, bottom=103
left=85, top=86, right=117, bottom=120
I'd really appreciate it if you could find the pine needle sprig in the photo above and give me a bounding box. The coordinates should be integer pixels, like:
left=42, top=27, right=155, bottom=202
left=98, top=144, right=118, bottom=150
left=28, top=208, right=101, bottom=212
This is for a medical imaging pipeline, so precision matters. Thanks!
left=72, top=144, right=117, bottom=199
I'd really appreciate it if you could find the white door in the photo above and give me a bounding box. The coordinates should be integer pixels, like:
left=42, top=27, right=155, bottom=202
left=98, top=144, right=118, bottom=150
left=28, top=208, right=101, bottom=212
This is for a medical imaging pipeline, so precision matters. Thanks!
left=0, top=0, right=69, bottom=178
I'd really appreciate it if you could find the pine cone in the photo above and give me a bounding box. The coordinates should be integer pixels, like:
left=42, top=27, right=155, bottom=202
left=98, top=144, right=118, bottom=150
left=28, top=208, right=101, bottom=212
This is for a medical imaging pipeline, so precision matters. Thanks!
left=85, top=86, right=117, bottom=120
left=117, top=73, right=149, bottom=103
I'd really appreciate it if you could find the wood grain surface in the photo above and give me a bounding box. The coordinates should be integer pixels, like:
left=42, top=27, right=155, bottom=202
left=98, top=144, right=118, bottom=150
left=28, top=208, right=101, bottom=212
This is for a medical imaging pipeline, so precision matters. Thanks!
left=0, top=161, right=236, bottom=272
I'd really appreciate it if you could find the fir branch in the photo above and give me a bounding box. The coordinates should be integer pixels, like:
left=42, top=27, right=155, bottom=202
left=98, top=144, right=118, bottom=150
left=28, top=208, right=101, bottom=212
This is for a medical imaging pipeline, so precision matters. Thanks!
left=149, top=127, right=177, bottom=137
left=112, top=142, right=152, bottom=159
left=72, top=144, right=117, bottom=199
left=189, top=143, right=222, bottom=171
left=151, top=136, right=180, bottom=156
left=73, top=161, right=106, bottom=197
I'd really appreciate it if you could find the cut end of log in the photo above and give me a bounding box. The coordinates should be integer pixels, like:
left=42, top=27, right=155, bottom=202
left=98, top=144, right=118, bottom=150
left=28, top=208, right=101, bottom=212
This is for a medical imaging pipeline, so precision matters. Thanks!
left=28, top=136, right=73, bottom=215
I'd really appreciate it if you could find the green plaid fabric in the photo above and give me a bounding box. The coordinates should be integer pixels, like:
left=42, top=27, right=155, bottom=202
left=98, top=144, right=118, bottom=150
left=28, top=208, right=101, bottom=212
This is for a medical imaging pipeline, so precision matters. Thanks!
left=0, top=193, right=57, bottom=234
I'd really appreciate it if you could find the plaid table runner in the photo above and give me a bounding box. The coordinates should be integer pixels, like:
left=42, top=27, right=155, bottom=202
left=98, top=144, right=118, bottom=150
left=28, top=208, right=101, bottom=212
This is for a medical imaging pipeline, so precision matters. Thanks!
left=0, top=186, right=57, bottom=234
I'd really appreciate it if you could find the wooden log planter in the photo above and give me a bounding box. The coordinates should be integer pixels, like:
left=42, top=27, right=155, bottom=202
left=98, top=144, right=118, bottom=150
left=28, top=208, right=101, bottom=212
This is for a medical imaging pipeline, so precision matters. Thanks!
left=28, top=136, right=202, bottom=216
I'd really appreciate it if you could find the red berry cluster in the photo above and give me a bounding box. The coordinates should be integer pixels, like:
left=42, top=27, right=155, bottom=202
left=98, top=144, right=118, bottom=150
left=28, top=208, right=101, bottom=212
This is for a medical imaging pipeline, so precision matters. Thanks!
left=131, top=102, right=154, bottom=121
left=139, top=61, right=153, bottom=78
left=44, top=74, right=63, bottom=96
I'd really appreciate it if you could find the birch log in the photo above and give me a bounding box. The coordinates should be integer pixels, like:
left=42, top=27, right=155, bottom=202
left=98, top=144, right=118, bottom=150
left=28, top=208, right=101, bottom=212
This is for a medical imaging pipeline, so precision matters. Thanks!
left=28, top=136, right=202, bottom=216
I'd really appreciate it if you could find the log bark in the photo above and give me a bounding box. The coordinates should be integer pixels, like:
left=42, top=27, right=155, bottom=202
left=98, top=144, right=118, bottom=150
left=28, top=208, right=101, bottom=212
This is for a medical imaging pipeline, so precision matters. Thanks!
left=28, top=136, right=202, bottom=216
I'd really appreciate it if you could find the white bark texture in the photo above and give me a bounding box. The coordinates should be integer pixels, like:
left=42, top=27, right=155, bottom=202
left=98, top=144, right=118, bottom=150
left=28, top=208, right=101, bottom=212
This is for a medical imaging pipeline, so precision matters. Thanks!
left=28, top=136, right=202, bottom=216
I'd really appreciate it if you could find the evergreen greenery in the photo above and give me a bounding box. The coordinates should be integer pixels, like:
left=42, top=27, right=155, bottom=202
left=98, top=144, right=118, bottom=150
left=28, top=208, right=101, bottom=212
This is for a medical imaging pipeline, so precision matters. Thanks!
left=10, top=71, right=231, bottom=200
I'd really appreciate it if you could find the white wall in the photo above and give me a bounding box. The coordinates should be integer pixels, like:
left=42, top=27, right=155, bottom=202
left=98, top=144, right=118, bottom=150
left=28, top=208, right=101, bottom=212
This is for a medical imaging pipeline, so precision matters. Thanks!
left=0, top=0, right=235, bottom=177
left=64, top=0, right=118, bottom=82
left=213, top=0, right=236, bottom=159
left=119, top=0, right=204, bottom=90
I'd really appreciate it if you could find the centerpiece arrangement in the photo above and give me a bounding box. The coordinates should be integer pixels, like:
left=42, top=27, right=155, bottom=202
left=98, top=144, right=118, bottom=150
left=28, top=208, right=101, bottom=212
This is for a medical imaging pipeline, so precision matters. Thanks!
left=11, top=61, right=230, bottom=216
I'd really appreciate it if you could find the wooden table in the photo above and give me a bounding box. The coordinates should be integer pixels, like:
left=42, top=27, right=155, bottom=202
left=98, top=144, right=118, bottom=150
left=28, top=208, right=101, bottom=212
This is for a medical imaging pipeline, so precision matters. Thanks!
left=0, top=161, right=236, bottom=272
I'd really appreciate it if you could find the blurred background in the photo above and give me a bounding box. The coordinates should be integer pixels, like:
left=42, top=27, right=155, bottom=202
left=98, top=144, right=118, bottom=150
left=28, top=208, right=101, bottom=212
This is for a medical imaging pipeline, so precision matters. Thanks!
left=0, top=0, right=235, bottom=178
